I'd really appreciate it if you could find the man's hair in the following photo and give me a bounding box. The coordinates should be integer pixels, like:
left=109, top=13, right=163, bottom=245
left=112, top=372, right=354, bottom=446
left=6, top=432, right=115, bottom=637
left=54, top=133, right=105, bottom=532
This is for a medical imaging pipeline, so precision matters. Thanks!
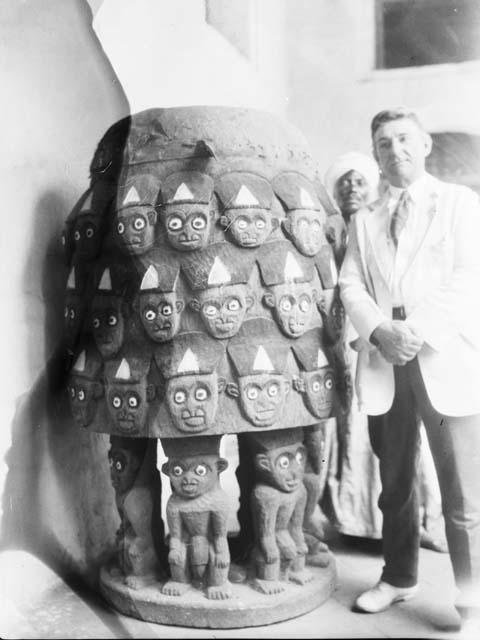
left=371, top=107, right=425, bottom=139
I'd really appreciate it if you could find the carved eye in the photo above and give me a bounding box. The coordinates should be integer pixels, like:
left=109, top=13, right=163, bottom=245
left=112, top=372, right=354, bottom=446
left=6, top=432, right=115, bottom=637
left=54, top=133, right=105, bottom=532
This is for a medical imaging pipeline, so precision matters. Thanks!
left=117, top=221, right=125, bottom=235
left=174, top=390, right=186, bottom=404
left=128, top=394, right=139, bottom=408
left=191, top=216, right=206, bottom=230
left=172, top=465, right=183, bottom=477
left=74, top=230, right=81, bottom=241
left=167, top=216, right=183, bottom=231
left=133, top=216, right=146, bottom=231
left=195, top=387, right=208, bottom=401
left=144, top=308, right=156, bottom=322
left=93, top=317, right=100, bottom=329
left=195, top=464, right=207, bottom=476
left=255, top=218, right=266, bottom=229
left=61, top=233, right=66, bottom=246
left=325, top=376, right=334, bottom=390
left=204, top=304, right=217, bottom=317
left=64, top=307, right=69, bottom=318
left=85, top=226, right=95, bottom=239
left=70, top=387, right=76, bottom=398
left=267, top=383, right=279, bottom=398
left=107, top=315, right=118, bottom=327
left=78, top=389, right=86, bottom=401
left=227, top=298, right=240, bottom=312
left=246, top=386, right=258, bottom=400
left=115, top=460, right=123, bottom=472
left=295, top=450, right=305, bottom=464
left=236, top=217, right=248, bottom=230
left=161, top=304, right=173, bottom=316
left=69, top=309, right=76, bottom=319
left=280, top=297, right=292, bottom=313
left=109, top=457, right=113, bottom=467
left=299, top=297, right=311, bottom=312
left=278, top=455, right=290, bottom=470
left=312, top=380, right=321, bottom=392
left=112, top=395, right=122, bottom=409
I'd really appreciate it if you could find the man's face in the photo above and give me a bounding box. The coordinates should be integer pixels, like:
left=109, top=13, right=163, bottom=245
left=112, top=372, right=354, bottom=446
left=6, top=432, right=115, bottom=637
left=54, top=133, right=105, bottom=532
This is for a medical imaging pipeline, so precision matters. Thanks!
left=139, top=291, right=181, bottom=343
left=106, top=380, right=149, bottom=435
left=115, top=206, right=156, bottom=255
left=287, top=209, right=326, bottom=256
left=108, top=447, right=140, bottom=495
left=71, top=214, right=103, bottom=261
left=166, top=454, right=218, bottom=499
left=91, top=296, right=125, bottom=358
left=68, top=377, right=100, bottom=427
left=197, top=284, right=251, bottom=339
left=335, top=170, right=370, bottom=218
left=258, top=443, right=306, bottom=493
left=373, top=118, right=431, bottom=188
left=300, top=367, right=335, bottom=419
left=163, top=203, right=211, bottom=251
left=165, top=373, right=218, bottom=433
left=238, top=373, right=289, bottom=427
left=224, top=208, right=271, bottom=248
left=270, top=282, right=315, bottom=338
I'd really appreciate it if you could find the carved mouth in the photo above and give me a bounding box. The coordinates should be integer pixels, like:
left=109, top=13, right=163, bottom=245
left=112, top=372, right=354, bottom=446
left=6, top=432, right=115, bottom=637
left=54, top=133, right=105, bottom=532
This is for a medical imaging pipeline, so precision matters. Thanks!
left=253, top=408, right=276, bottom=425
left=287, top=321, right=305, bottom=335
left=240, top=237, right=259, bottom=246
left=153, top=323, right=171, bottom=332
left=215, top=321, right=235, bottom=332
left=181, top=483, right=198, bottom=496
left=285, top=479, right=299, bottom=490
left=117, top=419, right=137, bottom=433
left=182, top=416, right=206, bottom=427
left=178, top=239, right=200, bottom=247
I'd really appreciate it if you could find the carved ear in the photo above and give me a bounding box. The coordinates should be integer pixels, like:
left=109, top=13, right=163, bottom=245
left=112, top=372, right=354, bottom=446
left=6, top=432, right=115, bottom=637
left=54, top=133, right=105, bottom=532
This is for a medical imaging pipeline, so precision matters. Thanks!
left=284, top=380, right=291, bottom=394
left=245, top=293, right=255, bottom=309
left=271, top=218, right=280, bottom=231
left=292, top=376, right=305, bottom=393
left=146, top=384, right=156, bottom=401
left=218, top=215, right=229, bottom=229
left=161, top=462, right=170, bottom=476
left=92, top=381, right=104, bottom=399
left=217, top=377, right=226, bottom=394
left=317, top=295, right=327, bottom=314
left=226, top=382, right=239, bottom=398
left=255, top=453, right=271, bottom=473
left=263, top=291, right=275, bottom=308
left=195, top=139, right=216, bottom=159
left=281, top=218, right=291, bottom=235
left=311, top=288, right=318, bottom=303
left=217, top=457, right=228, bottom=474
left=189, top=298, right=201, bottom=312
left=147, top=210, right=157, bottom=225
left=176, top=299, right=185, bottom=313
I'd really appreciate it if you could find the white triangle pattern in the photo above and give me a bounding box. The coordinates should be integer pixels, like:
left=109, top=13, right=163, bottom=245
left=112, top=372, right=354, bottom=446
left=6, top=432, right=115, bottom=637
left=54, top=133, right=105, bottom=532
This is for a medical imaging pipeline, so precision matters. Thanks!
left=300, top=187, right=315, bottom=208
left=173, top=183, right=194, bottom=201
left=140, top=265, right=159, bottom=290
left=98, top=268, right=112, bottom=291
left=177, top=348, right=200, bottom=374
left=115, top=358, right=131, bottom=380
left=208, top=257, right=231, bottom=286
left=73, top=350, right=86, bottom=372
left=123, top=186, right=140, bottom=205
left=316, top=349, right=329, bottom=368
left=234, top=185, right=259, bottom=207
left=284, top=251, right=304, bottom=282
left=253, top=345, right=274, bottom=372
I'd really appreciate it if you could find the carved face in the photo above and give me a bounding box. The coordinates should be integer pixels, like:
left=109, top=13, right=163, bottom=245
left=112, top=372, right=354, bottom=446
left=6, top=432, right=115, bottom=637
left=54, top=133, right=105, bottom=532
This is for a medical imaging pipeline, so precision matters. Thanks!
left=165, top=454, right=220, bottom=499
left=106, top=380, right=152, bottom=435
left=64, top=294, right=85, bottom=349
left=319, top=291, right=346, bottom=343
left=238, top=373, right=289, bottom=427
left=165, top=373, right=219, bottom=433
left=222, top=208, right=272, bottom=248
left=300, top=368, right=335, bottom=419
left=71, top=214, right=103, bottom=261
left=163, top=203, right=211, bottom=251
left=285, top=209, right=326, bottom=256
left=115, top=206, right=156, bottom=255
left=139, top=292, right=183, bottom=343
left=265, top=282, right=315, bottom=338
left=108, top=446, right=141, bottom=495
left=196, top=284, right=252, bottom=339
left=256, top=443, right=306, bottom=493
left=91, top=296, right=125, bottom=358
left=68, top=376, right=102, bottom=427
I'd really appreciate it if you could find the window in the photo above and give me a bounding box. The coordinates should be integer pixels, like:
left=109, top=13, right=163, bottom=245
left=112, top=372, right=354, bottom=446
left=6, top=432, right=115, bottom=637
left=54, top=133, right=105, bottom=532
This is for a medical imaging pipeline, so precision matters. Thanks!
left=376, top=0, right=480, bottom=69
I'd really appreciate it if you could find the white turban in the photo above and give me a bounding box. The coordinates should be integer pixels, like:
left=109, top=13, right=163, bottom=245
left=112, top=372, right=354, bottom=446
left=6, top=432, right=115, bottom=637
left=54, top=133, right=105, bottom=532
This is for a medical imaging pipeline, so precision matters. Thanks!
left=324, top=152, right=380, bottom=206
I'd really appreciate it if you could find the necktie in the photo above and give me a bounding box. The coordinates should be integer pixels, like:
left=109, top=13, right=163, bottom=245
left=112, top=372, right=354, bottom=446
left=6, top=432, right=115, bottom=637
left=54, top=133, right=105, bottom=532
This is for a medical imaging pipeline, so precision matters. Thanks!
left=390, top=190, right=411, bottom=247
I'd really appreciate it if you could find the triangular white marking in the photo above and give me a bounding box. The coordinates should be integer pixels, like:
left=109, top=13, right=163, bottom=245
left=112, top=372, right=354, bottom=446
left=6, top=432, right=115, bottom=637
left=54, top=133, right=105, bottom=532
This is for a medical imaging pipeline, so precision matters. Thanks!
left=140, top=265, right=159, bottom=290
left=234, top=185, right=259, bottom=207
left=173, top=183, right=194, bottom=201
left=98, top=268, right=112, bottom=291
left=330, top=256, right=338, bottom=285
left=317, top=349, right=329, bottom=368
left=300, top=187, right=315, bottom=209
left=284, top=252, right=304, bottom=282
left=253, top=345, right=274, bottom=372
left=67, top=268, right=76, bottom=290
left=208, top=257, right=231, bottom=286
left=82, top=192, right=93, bottom=210
left=123, top=186, right=140, bottom=205
left=115, top=358, right=131, bottom=380
left=177, top=348, right=199, bottom=374
left=73, top=350, right=86, bottom=372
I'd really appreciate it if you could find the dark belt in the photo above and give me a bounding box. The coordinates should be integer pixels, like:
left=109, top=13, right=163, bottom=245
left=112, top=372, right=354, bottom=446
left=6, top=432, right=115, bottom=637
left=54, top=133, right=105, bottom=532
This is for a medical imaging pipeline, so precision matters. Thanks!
left=392, top=306, right=406, bottom=320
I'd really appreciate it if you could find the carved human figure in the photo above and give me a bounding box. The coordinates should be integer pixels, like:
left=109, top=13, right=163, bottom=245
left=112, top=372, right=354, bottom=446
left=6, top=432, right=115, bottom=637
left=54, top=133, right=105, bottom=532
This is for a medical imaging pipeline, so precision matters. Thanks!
left=63, top=189, right=106, bottom=264
left=90, top=267, right=129, bottom=359
left=155, top=332, right=225, bottom=434
left=67, top=347, right=103, bottom=428
left=272, top=171, right=328, bottom=257
left=114, top=173, right=159, bottom=255
left=216, top=172, right=277, bottom=248
left=249, top=428, right=312, bottom=594
left=104, top=354, right=156, bottom=436
left=227, top=319, right=290, bottom=428
left=136, top=264, right=184, bottom=343
left=259, top=245, right=317, bottom=338
left=160, top=436, right=231, bottom=600
left=158, top=171, right=214, bottom=252
left=108, top=436, right=164, bottom=588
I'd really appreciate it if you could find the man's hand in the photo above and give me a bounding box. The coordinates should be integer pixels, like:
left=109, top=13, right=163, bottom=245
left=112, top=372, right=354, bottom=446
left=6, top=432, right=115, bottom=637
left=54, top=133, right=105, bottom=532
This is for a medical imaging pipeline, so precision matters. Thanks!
left=370, top=320, right=424, bottom=365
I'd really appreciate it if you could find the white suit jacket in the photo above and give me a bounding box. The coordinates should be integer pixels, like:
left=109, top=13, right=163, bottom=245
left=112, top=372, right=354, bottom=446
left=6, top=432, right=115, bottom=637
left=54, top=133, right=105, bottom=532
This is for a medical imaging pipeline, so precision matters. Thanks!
left=339, top=173, right=480, bottom=416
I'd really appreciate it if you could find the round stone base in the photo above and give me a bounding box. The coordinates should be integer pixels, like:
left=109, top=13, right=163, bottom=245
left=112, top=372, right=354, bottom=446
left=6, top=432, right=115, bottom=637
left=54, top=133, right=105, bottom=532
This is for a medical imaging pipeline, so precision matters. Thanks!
left=99, top=557, right=336, bottom=629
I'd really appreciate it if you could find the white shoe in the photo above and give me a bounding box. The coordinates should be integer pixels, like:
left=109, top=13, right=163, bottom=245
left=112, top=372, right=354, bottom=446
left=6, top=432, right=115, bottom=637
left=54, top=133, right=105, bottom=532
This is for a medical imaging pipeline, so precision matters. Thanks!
left=354, top=581, right=418, bottom=613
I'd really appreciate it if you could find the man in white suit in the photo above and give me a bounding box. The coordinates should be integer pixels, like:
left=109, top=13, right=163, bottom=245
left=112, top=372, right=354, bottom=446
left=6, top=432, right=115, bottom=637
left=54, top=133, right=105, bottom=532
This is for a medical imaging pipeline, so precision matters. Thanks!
left=339, top=107, right=480, bottom=628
